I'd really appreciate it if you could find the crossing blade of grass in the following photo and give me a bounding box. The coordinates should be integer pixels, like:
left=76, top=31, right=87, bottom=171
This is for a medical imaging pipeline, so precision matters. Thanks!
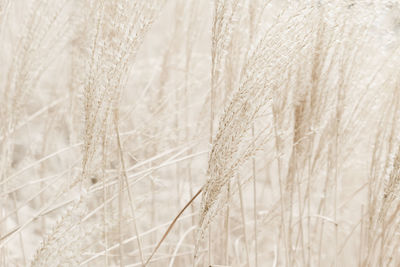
left=144, top=187, right=203, bottom=266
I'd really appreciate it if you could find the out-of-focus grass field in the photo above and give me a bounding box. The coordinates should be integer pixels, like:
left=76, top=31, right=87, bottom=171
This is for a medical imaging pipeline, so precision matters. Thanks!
left=1, top=1, right=400, bottom=266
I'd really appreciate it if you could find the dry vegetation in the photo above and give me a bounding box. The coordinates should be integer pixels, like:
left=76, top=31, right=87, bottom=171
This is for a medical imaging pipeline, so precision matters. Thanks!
left=1, top=0, right=400, bottom=266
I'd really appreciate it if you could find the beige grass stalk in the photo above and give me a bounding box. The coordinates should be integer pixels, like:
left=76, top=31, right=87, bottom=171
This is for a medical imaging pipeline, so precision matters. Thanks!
left=198, top=4, right=318, bottom=263
left=183, top=0, right=203, bottom=243
left=29, top=1, right=165, bottom=265
left=247, top=2, right=264, bottom=265
left=236, top=176, right=249, bottom=267
left=210, top=0, right=241, bottom=138
left=363, top=85, right=400, bottom=265
left=198, top=3, right=305, bottom=242
left=80, top=0, right=163, bottom=264
left=0, top=1, right=72, bottom=264
left=209, top=1, right=243, bottom=263
left=114, top=110, right=145, bottom=266
left=268, top=4, right=382, bottom=265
